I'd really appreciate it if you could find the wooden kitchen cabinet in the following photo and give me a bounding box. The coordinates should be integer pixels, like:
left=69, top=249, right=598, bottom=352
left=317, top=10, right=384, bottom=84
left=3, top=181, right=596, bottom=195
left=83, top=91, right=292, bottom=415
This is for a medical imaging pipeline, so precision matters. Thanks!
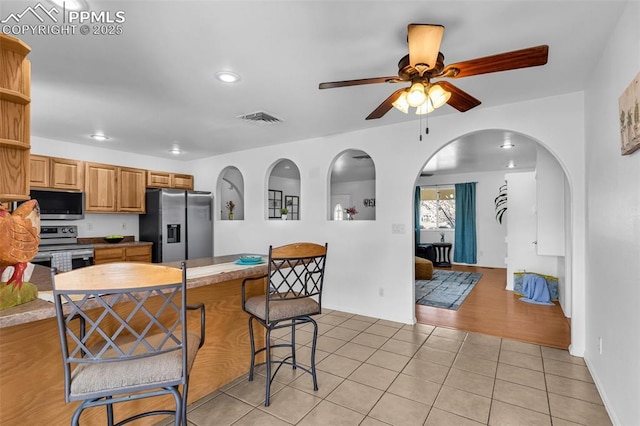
left=117, top=167, right=145, bottom=213
left=84, top=162, right=117, bottom=212
left=93, top=244, right=152, bottom=265
left=146, top=170, right=194, bottom=190
left=146, top=170, right=171, bottom=188
left=29, top=154, right=49, bottom=188
left=171, top=173, right=194, bottom=190
left=124, top=245, right=152, bottom=262
left=0, top=34, right=31, bottom=202
left=30, top=155, right=84, bottom=191
left=85, top=163, right=145, bottom=213
left=50, top=157, right=84, bottom=190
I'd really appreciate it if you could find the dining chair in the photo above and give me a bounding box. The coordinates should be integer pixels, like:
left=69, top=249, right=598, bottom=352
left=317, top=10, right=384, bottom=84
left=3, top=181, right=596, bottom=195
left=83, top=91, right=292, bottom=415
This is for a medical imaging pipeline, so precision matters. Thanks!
left=51, top=262, right=205, bottom=426
left=241, top=242, right=328, bottom=406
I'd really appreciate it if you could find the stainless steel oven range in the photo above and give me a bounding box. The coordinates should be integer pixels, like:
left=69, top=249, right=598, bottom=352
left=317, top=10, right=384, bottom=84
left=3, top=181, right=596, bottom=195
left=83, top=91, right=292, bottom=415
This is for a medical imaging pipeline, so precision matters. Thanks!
left=32, top=225, right=94, bottom=270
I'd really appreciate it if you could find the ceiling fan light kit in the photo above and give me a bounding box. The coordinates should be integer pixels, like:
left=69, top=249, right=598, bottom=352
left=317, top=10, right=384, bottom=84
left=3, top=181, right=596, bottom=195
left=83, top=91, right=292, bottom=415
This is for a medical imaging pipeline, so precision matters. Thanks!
left=392, top=83, right=452, bottom=115
left=319, top=23, right=549, bottom=123
left=407, top=82, right=427, bottom=106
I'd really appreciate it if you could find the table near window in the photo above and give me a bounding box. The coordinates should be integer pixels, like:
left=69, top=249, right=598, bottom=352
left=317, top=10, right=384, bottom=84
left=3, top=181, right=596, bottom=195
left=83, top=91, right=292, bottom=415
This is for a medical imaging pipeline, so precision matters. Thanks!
left=433, top=242, right=452, bottom=267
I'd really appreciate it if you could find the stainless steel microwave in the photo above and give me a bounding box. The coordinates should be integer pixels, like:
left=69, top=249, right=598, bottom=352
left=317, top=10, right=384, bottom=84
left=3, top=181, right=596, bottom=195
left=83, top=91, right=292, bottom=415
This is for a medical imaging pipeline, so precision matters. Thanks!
left=15, top=189, right=85, bottom=220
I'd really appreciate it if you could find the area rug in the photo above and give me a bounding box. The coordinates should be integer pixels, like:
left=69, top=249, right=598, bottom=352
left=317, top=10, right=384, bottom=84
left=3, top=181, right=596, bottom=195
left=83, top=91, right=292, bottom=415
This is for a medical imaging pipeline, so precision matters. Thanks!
left=415, top=270, right=483, bottom=310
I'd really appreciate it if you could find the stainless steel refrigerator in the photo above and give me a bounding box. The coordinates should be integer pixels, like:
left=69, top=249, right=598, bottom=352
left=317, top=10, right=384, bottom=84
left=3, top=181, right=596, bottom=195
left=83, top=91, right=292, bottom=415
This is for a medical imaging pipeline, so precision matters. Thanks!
left=139, top=189, right=213, bottom=263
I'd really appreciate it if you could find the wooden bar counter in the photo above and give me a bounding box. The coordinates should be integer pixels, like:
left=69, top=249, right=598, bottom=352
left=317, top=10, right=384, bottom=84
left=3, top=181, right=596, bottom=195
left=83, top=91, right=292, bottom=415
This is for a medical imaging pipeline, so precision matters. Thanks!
left=0, top=255, right=267, bottom=425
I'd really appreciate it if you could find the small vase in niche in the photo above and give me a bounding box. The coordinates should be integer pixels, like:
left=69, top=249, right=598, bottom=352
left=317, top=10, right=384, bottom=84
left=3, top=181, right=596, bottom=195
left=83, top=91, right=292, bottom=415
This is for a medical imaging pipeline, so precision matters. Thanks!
left=228, top=212, right=234, bottom=220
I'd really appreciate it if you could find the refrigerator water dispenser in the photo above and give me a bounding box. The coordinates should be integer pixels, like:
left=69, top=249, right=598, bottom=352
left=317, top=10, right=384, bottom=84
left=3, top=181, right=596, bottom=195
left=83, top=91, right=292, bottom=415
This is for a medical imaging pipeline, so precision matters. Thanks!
left=167, top=224, right=181, bottom=243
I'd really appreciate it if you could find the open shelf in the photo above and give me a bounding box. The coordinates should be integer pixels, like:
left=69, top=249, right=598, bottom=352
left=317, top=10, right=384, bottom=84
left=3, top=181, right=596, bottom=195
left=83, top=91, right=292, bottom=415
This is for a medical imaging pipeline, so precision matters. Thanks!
left=0, top=139, right=30, bottom=150
left=0, top=88, right=30, bottom=105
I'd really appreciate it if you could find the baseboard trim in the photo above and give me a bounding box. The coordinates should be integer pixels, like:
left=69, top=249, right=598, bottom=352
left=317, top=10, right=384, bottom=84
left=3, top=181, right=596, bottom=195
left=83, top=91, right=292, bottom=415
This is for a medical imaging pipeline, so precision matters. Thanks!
left=584, top=355, right=621, bottom=426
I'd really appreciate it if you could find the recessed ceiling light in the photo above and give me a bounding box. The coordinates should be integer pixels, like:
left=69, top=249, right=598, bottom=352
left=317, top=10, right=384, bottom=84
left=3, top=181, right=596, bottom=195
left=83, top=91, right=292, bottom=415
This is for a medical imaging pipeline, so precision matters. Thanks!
left=507, top=161, right=516, bottom=168
left=90, top=134, right=109, bottom=141
left=169, top=147, right=182, bottom=155
left=215, top=71, right=240, bottom=83
left=47, top=0, right=88, bottom=11
left=501, top=141, right=515, bottom=149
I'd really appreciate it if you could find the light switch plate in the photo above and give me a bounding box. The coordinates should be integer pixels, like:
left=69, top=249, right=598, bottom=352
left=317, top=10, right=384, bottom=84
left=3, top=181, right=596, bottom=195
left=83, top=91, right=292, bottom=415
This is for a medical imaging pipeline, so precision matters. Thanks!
left=391, top=223, right=405, bottom=234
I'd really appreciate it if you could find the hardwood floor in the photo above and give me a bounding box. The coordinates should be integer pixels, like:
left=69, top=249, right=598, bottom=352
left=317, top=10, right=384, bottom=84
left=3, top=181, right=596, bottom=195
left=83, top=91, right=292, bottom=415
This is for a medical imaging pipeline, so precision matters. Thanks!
left=415, top=265, right=571, bottom=349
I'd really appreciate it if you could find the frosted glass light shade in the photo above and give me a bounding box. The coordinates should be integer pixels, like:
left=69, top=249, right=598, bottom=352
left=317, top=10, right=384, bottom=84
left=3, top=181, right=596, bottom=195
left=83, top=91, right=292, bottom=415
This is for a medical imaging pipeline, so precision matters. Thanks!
left=415, top=102, right=434, bottom=115
left=392, top=92, right=409, bottom=113
left=406, top=82, right=427, bottom=107
left=427, top=84, right=451, bottom=109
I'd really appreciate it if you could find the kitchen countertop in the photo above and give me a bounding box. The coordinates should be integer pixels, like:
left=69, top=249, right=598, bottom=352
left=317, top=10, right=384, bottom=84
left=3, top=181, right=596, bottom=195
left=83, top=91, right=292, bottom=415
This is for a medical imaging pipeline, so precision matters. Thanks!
left=77, top=236, right=153, bottom=249
left=0, top=254, right=267, bottom=329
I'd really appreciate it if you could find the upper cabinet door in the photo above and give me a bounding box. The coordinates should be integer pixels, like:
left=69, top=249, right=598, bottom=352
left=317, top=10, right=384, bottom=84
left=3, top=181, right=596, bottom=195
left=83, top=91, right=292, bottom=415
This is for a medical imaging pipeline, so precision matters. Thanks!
left=29, top=154, right=50, bottom=189
left=146, top=170, right=172, bottom=188
left=50, top=157, right=84, bottom=191
left=85, top=162, right=117, bottom=212
left=171, top=173, right=194, bottom=190
left=117, top=167, right=146, bottom=213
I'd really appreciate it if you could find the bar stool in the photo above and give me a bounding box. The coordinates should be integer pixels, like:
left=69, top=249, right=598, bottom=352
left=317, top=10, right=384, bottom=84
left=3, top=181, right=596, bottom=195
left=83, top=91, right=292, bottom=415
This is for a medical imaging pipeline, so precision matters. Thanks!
left=241, top=242, right=328, bottom=406
left=51, top=262, right=205, bottom=425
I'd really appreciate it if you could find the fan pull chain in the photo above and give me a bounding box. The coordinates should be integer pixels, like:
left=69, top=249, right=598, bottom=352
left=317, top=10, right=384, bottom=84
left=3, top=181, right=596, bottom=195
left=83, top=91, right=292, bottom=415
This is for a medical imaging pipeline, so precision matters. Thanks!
left=425, top=111, right=429, bottom=135
left=419, top=111, right=429, bottom=141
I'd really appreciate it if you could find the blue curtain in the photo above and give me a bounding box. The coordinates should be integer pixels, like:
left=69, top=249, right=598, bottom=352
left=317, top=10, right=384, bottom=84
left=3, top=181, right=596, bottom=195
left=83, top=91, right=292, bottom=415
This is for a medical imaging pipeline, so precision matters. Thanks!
left=414, top=186, right=421, bottom=245
left=454, top=182, right=477, bottom=264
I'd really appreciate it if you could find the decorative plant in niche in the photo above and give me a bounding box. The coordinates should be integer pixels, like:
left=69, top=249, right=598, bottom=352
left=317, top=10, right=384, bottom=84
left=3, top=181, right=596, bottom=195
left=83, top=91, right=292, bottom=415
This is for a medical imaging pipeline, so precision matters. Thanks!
left=494, top=183, right=507, bottom=224
left=226, top=200, right=235, bottom=220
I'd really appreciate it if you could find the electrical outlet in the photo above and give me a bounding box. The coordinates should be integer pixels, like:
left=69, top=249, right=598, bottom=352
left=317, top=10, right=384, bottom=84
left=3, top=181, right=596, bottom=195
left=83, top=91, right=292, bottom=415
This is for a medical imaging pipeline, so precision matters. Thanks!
left=378, top=288, right=384, bottom=297
left=87, top=222, right=93, bottom=230
left=598, top=337, right=603, bottom=355
left=121, top=222, right=127, bottom=230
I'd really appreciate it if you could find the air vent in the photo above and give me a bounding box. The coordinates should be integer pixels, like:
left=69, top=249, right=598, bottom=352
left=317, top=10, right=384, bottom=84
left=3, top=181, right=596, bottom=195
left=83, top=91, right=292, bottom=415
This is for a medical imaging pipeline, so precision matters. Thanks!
left=420, top=172, right=434, bottom=177
left=237, top=111, right=283, bottom=125
left=352, top=154, right=372, bottom=160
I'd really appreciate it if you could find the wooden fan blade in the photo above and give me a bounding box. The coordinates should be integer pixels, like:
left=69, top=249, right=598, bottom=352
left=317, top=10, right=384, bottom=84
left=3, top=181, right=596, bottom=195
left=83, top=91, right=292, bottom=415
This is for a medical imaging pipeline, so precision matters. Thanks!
left=408, top=24, right=445, bottom=71
left=442, top=45, right=549, bottom=78
left=366, top=88, right=406, bottom=120
left=438, top=81, right=481, bottom=112
left=319, top=76, right=401, bottom=89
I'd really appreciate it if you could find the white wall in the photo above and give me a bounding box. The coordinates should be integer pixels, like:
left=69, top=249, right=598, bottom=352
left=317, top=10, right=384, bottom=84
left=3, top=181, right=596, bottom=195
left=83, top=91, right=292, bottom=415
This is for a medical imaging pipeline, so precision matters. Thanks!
left=30, top=136, right=187, bottom=239
left=417, top=170, right=511, bottom=268
left=505, top=172, right=559, bottom=290
left=583, top=2, right=640, bottom=425
left=536, top=145, right=566, bottom=256
left=187, top=92, right=587, bottom=348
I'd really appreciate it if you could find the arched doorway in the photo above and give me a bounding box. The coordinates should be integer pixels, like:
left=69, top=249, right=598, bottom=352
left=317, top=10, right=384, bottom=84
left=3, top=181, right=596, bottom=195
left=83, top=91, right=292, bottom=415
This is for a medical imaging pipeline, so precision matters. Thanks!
left=412, top=129, right=572, bottom=348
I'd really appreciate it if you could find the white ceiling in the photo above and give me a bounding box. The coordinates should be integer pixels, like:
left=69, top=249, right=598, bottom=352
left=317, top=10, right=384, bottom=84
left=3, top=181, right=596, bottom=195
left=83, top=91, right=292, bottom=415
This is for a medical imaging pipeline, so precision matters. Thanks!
left=3, top=0, right=626, bottom=175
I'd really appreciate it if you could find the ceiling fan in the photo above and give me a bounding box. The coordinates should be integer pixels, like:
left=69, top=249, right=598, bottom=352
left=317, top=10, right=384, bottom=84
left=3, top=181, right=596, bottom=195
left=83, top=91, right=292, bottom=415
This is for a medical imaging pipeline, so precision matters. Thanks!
left=318, top=24, right=549, bottom=120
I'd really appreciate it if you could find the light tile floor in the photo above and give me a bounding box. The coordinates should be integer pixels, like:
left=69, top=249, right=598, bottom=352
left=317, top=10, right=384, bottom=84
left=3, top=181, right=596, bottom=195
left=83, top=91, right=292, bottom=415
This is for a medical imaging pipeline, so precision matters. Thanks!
left=163, top=310, right=612, bottom=426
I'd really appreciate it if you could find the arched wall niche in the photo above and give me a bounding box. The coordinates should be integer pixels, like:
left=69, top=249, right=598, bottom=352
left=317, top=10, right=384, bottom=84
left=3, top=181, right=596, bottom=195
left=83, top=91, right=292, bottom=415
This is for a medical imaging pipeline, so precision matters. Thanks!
left=266, top=158, right=301, bottom=220
left=328, top=149, right=376, bottom=221
left=218, top=166, right=244, bottom=220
